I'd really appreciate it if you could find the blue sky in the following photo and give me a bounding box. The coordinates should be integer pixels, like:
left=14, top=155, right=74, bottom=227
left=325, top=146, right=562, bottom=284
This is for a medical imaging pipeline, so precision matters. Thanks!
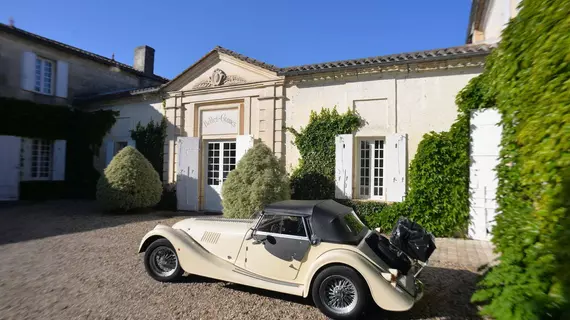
left=2, top=0, right=472, bottom=79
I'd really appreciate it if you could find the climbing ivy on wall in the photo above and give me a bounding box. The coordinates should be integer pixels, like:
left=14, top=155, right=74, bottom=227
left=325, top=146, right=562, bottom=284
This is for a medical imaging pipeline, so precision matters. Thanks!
left=130, top=117, right=167, bottom=180
left=0, top=97, right=117, bottom=198
left=394, top=74, right=495, bottom=237
left=288, top=107, right=361, bottom=200
left=469, top=0, right=570, bottom=318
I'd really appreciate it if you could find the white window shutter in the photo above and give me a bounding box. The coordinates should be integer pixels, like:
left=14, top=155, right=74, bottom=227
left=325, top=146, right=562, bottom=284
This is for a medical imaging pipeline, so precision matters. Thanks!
left=177, top=137, right=200, bottom=211
left=105, top=140, right=115, bottom=168
left=127, top=139, right=136, bottom=148
left=52, top=140, right=67, bottom=181
left=21, top=51, right=37, bottom=91
left=236, top=135, right=254, bottom=164
left=335, top=134, right=353, bottom=199
left=55, top=61, right=69, bottom=98
left=386, top=134, right=407, bottom=202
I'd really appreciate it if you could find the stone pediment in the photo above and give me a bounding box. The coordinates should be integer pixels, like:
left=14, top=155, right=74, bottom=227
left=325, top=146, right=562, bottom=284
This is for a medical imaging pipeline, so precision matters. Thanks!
left=165, top=48, right=282, bottom=92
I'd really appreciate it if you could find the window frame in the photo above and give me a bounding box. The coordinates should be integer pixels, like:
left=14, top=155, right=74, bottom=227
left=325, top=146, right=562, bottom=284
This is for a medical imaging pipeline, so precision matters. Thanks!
left=357, top=137, right=385, bottom=201
left=254, top=213, right=309, bottom=240
left=29, top=139, right=53, bottom=181
left=114, top=141, right=128, bottom=156
left=34, top=57, right=55, bottom=95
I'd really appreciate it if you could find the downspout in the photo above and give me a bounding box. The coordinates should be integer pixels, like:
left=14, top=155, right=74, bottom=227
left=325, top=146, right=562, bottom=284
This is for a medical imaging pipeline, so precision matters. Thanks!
left=394, top=77, right=398, bottom=134
left=172, top=95, right=178, bottom=183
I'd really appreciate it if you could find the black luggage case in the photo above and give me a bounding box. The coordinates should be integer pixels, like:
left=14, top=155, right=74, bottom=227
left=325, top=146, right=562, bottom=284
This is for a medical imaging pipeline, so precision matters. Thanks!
left=365, top=232, right=412, bottom=274
left=390, top=217, right=436, bottom=262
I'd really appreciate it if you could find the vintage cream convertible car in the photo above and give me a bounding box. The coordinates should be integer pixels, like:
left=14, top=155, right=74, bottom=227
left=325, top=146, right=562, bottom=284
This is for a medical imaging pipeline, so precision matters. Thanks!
left=139, top=200, right=426, bottom=319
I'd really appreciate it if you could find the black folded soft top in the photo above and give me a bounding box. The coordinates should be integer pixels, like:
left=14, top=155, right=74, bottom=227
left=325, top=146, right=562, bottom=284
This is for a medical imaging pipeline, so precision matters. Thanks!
left=263, top=200, right=367, bottom=245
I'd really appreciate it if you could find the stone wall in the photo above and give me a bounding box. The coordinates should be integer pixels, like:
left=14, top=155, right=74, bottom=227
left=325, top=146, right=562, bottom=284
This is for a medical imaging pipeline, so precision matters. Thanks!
left=0, top=31, right=162, bottom=105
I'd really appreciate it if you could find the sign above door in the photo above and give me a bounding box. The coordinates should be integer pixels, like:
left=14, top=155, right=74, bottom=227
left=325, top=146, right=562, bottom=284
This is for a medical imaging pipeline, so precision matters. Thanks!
left=201, top=109, right=239, bottom=135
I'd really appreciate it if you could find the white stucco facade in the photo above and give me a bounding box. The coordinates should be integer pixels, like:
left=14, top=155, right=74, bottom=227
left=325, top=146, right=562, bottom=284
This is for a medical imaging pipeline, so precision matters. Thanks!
left=90, top=48, right=489, bottom=212
left=87, top=98, right=165, bottom=172
left=284, top=67, right=482, bottom=171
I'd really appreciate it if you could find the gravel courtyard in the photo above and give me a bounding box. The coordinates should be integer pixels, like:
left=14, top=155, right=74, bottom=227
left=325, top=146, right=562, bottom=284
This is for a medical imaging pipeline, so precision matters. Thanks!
left=0, top=201, right=488, bottom=320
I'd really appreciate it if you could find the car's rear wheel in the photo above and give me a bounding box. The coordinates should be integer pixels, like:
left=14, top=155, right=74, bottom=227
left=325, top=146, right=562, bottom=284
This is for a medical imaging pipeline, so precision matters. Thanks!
left=312, top=265, right=369, bottom=320
left=144, top=238, right=184, bottom=282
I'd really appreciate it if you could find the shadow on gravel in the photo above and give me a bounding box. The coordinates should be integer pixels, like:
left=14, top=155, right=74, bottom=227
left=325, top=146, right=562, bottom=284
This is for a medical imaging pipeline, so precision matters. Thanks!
left=366, top=266, right=482, bottom=320
left=196, top=266, right=481, bottom=319
left=0, top=200, right=198, bottom=245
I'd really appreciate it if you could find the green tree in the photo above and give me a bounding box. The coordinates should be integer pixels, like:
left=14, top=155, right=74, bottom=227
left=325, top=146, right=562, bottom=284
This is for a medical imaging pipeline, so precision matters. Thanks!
left=96, top=146, right=162, bottom=211
left=222, top=141, right=290, bottom=218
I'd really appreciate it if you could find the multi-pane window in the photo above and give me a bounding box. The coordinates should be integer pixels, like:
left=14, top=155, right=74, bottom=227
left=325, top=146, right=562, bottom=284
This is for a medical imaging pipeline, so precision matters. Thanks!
left=222, top=142, right=236, bottom=181
left=358, top=139, right=384, bottom=199
left=34, top=57, right=54, bottom=95
left=359, top=141, right=371, bottom=196
left=31, top=139, right=52, bottom=179
left=207, top=142, right=220, bottom=185
left=373, top=140, right=384, bottom=197
left=207, top=141, right=237, bottom=186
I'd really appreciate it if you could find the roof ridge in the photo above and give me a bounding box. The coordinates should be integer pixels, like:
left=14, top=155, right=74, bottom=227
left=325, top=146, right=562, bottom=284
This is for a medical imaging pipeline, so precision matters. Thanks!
left=214, top=45, right=280, bottom=72
left=279, top=43, right=495, bottom=75
left=0, top=23, right=168, bottom=82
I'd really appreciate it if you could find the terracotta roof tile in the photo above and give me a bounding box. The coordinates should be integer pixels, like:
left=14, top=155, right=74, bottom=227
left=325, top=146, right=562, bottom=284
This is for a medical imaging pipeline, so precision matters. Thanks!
left=278, top=43, right=495, bottom=75
left=0, top=23, right=169, bottom=82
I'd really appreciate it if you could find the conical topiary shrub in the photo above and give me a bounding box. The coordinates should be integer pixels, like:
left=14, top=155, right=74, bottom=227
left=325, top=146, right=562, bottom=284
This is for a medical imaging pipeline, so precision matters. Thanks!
left=222, top=140, right=290, bottom=218
left=96, top=146, right=162, bottom=211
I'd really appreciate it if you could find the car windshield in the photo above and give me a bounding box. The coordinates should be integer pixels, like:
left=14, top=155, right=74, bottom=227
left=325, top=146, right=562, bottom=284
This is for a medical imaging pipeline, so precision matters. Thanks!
left=342, top=211, right=366, bottom=236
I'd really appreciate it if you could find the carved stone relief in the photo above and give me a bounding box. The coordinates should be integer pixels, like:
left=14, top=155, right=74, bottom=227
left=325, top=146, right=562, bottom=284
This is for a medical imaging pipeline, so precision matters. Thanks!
left=193, top=69, right=247, bottom=89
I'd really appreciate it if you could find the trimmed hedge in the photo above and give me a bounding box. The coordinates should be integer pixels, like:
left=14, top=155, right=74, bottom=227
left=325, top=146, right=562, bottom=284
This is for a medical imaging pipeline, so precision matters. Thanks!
left=470, top=1, right=570, bottom=318
left=96, top=146, right=162, bottom=212
left=222, top=140, right=290, bottom=218
left=335, top=199, right=391, bottom=230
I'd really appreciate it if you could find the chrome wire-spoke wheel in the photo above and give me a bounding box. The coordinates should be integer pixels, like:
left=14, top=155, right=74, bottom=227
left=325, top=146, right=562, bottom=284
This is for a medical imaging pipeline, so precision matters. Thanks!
left=149, top=246, right=178, bottom=277
left=319, top=275, right=358, bottom=314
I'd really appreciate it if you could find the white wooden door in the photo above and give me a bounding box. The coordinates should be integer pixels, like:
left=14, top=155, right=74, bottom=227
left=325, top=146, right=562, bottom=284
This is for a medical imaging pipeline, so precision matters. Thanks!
left=177, top=137, right=200, bottom=211
left=0, top=136, right=22, bottom=201
left=204, top=141, right=236, bottom=212
left=469, top=109, right=502, bottom=240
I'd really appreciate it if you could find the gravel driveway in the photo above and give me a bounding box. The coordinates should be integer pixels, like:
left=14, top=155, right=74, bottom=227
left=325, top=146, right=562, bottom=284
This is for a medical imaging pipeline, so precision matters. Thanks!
left=0, top=201, right=484, bottom=320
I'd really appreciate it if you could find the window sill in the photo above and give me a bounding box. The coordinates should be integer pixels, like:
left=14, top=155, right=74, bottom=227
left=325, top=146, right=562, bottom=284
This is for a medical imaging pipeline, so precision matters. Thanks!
left=21, top=88, right=55, bottom=97
left=350, top=198, right=386, bottom=203
left=21, top=178, right=53, bottom=182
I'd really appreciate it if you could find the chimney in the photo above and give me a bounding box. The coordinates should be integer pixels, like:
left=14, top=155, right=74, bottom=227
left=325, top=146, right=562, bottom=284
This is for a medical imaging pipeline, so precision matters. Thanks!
left=133, top=45, right=155, bottom=75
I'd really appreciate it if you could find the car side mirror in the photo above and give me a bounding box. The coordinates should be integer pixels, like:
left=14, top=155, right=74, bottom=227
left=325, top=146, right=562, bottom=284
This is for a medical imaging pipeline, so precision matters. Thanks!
left=310, top=235, right=321, bottom=246
left=252, top=234, right=268, bottom=245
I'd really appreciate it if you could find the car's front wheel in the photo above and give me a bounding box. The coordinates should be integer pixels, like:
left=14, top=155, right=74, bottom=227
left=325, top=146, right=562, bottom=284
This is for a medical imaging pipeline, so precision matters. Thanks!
left=144, top=238, right=184, bottom=282
left=312, top=265, right=369, bottom=320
